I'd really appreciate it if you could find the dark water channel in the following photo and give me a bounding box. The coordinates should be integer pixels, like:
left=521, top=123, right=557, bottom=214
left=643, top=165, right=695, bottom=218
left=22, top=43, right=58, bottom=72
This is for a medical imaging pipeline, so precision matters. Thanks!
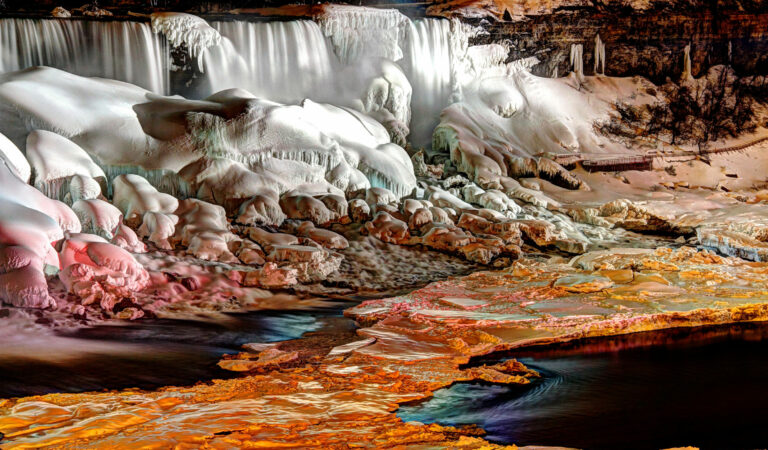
left=0, top=301, right=354, bottom=398
left=398, top=323, right=768, bottom=450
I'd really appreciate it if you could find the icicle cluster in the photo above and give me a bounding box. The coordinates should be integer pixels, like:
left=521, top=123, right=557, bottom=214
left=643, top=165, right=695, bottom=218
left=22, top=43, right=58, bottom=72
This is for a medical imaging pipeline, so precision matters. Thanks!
left=570, top=43, right=584, bottom=79
left=594, top=34, right=606, bottom=75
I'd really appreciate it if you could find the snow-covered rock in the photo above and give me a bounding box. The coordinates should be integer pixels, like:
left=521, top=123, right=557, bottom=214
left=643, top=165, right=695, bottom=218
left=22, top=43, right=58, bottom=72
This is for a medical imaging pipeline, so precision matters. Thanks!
left=26, top=130, right=106, bottom=202
left=72, top=199, right=123, bottom=240
left=137, top=211, right=178, bottom=250
left=58, top=233, right=150, bottom=311
left=113, top=174, right=179, bottom=227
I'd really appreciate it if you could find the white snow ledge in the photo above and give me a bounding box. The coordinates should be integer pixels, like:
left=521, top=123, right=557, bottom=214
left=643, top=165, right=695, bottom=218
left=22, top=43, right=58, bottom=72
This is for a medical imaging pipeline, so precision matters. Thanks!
left=151, top=12, right=221, bottom=71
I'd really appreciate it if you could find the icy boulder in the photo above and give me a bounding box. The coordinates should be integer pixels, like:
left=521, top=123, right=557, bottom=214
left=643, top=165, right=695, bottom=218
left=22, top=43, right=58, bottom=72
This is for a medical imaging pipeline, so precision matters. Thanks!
left=138, top=211, right=178, bottom=250
left=236, top=193, right=286, bottom=227
left=58, top=233, right=150, bottom=311
left=72, top=199, right=123, bottom=240
left=26, top=130, right=106, bottom=202
left=0, top=159, right=81, bottom=308
left=173, top=199, right=240, bottom=263
left=113, top=174, right=179, bottom=227
left=151, top=13, right=221, bottom=71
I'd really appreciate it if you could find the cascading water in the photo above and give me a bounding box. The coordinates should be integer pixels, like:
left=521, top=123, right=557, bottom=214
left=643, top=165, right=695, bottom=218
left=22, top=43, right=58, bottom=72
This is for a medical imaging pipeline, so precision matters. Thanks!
left=200, top=15, right=463, bottom=149
left=403, top=19, right=454, bottom=148
left=202, top=20, right=336, bottom=103
left=0, top=18, right=168, bottom=93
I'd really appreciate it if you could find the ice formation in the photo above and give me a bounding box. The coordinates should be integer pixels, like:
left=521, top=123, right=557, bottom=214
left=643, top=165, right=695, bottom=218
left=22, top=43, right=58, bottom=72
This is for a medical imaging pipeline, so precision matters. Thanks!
left=150, top=13, right=221, bottom=71
left=682, top=43, right=693, bottom=80
left=594, top=34, right=606, bottom=75
left=317, top=5, right=410, bottom=64
left=0, top=68, right=416, bottom=218
left=570, top=43, right=584, bottom=79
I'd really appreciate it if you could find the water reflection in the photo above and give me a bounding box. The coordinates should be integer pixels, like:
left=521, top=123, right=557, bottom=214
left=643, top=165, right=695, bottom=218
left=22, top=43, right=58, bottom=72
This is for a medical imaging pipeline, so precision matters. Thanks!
left=399, top=323, right=768, bottom=449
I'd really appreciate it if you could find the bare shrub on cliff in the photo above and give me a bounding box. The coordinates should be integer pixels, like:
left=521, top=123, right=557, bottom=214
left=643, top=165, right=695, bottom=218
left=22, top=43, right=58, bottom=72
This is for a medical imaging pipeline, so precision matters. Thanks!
left=600, top=65, right=765, bottom=147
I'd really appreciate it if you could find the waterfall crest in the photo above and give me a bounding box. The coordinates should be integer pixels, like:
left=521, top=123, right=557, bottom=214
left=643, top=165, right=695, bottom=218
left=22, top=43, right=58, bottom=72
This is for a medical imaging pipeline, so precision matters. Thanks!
left=0, top=18, right=168, bottom=94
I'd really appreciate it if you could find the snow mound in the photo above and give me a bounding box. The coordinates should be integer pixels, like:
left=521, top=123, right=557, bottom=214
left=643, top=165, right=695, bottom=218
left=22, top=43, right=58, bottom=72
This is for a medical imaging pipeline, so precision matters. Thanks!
left=433, top=67, right=628, bottom=190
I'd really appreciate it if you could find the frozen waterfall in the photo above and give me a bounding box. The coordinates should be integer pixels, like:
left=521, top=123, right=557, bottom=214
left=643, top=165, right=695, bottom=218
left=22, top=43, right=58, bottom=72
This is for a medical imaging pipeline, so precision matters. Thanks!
left=200, top=15, right=465, bottom=149
left=0, top=9, right=503, bottom=150
left=202, top=20, right=336, bottom=103
left=0, top=18, right=168, bottom=93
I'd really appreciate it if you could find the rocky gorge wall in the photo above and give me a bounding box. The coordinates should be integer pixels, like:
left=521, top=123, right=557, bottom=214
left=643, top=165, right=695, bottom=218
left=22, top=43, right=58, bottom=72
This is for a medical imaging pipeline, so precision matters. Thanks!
left=469, top=11, right=768, bottom=83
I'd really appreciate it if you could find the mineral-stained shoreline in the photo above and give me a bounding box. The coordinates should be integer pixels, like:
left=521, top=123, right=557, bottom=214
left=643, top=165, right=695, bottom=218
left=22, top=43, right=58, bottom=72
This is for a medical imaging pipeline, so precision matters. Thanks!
left=2, top=246, right=768, bottom=448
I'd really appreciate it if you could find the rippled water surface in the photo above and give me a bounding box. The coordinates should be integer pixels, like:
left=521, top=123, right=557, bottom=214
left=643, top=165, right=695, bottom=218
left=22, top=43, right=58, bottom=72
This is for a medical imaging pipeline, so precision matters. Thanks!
left=399, top=323, right=768, bottom=449
left=0, top=302, right=353, bottom=397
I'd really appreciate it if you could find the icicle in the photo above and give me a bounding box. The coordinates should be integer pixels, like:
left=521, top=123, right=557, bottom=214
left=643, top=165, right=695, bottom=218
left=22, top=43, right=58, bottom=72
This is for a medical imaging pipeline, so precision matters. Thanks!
left=728, top=41, right=732, bottom=64
left=570, top=43, right=584, bottom=79
left=594, top=34, right=605, bottom=75
left=682, top=43, right=693, bottom=81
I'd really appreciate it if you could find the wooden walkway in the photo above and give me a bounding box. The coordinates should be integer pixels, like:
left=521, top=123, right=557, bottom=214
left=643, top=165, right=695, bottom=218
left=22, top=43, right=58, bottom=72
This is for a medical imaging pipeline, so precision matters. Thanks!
left=546, top=134, right=768, bottom=173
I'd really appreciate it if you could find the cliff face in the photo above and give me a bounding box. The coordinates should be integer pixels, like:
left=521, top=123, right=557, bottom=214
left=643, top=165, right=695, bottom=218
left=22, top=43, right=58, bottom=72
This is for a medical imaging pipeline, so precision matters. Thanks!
left=470, top=11, right=768, bottom=82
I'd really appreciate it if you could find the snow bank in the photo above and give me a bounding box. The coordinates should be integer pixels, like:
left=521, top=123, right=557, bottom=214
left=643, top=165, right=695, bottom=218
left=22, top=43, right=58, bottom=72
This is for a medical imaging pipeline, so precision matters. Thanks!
left=0, top=68, right=417, bottom=229
left=433, top=66, right=628, bottom=189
